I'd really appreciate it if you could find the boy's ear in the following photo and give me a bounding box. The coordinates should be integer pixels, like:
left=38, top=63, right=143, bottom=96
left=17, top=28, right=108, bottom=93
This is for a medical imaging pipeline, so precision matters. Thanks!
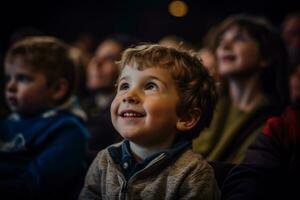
left=51, top=78, right=69, bottom=101
left=176, top=108, right=201, bottom=132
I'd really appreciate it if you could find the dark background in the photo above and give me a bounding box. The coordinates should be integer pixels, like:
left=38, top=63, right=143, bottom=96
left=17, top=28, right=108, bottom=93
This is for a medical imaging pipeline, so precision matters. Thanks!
left=1, top=0, right=299, bottom=53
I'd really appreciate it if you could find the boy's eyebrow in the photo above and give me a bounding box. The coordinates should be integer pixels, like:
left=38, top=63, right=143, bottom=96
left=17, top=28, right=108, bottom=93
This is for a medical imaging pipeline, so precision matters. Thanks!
left=118, top=76, right=129, bottom=83
left=146, top=75, right=169, bottom=88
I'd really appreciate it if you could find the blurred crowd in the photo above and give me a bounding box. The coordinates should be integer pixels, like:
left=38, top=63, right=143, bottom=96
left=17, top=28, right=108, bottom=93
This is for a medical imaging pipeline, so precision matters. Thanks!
left=0, top=11, right=300, bottom=199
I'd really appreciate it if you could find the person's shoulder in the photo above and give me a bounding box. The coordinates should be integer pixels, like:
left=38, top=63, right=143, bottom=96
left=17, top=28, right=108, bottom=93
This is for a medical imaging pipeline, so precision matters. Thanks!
left=174, top=148, right=213, bottom=171
left=51, top=110, right=86, bottom=127
left=179, top=148, right=206, bottom=160
left=170, top=148, right=217, bottom=191
left=42, top=110, right=89, bottom=139
left=262, top=106, right=299, bottom=140
left=53, top=109, right=81, bottom=119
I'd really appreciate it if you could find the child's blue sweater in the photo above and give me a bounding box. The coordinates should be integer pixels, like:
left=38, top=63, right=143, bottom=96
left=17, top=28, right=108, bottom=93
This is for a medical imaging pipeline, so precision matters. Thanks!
left=0, top=109, right=90, bottom=200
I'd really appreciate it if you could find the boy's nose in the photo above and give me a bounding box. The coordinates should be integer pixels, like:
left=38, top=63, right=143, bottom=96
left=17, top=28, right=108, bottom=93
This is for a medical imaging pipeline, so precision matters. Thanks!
left=219, top=39, right=232, bottom=50
left=6, top=79, right=17, bottom=92
left=122, top=93, right=140, bottom=104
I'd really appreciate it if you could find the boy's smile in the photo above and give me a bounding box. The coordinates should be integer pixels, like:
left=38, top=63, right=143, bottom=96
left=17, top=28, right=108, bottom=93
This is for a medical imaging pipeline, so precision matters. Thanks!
left=111, top=65, right=181, bottom=148
left=119, top=109, right=146, bottom=120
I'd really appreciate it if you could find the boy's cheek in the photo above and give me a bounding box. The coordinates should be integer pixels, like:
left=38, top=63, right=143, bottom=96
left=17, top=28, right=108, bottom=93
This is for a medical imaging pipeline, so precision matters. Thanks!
left=111, top=96, right=122, bottom=115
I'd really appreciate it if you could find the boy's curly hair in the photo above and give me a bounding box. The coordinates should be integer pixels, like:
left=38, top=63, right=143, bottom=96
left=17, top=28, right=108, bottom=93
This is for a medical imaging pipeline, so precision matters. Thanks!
left=118, top=44, right=218, bottom=140
left=5, top=36, right=76, bottom=105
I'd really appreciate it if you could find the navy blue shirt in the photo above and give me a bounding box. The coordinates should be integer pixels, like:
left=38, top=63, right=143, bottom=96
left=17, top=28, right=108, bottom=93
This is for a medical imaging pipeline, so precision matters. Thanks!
left=0, top=109, right=89, bottom=200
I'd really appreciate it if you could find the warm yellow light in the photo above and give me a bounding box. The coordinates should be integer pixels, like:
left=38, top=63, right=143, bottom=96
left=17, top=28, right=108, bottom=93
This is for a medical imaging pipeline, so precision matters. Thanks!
left=168, top=0, right=188, bottom=17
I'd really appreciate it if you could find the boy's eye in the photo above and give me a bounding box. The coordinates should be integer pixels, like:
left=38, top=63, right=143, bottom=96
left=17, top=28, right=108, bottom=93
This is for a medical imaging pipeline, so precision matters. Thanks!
left=234, top=33, right=247, bottom=42
left=16, top=74, right=32, bottom=83
left=4, top=75, right=11, bottom=83
left=118, top=82, right=129, bottom=91
left=145, top=82, right=158, bottom=91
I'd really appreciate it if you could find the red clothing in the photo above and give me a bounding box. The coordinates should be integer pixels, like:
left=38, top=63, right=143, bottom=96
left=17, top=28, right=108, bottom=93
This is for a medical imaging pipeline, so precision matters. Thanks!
left=222, top=105, right=300, bottom=200
left=263, top=105, right=299, bottom=142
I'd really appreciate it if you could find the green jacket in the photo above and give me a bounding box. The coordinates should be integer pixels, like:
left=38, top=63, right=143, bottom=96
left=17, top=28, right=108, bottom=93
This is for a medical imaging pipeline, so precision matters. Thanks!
left=193, top=96, right=273, bottom=164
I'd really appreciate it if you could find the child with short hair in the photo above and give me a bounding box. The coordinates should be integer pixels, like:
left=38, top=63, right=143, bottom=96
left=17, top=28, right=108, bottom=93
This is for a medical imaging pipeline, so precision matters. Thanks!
left=0, top=36, right=89, bottom=200
left=193, top=14, right=289, bottom=164
left=80, top=44, right=220, bottom=199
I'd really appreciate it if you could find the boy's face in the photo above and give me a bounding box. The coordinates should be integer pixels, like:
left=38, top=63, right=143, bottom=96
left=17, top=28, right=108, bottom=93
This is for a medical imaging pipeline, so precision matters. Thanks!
left=216, top=26, right=266, bottom=78
left=5, top=56, right=56, bottom=115
left=111, top=65, right=180, bottom=148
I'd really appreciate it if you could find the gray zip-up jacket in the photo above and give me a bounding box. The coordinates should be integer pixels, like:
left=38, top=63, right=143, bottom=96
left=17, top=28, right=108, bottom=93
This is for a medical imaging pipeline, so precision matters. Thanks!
left=80, top=142, right=220, bottom=200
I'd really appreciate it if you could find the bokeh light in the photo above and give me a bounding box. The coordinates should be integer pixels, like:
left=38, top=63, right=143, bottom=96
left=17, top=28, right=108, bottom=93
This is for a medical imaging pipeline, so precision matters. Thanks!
left=168, top=1, right=188, bottom=17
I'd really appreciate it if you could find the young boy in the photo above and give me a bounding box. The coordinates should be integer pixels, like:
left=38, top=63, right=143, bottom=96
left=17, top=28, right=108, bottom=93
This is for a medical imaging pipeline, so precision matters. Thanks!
left=0, top=36, right=89, bottom=200
left=80, top=44, right=220, bottom=199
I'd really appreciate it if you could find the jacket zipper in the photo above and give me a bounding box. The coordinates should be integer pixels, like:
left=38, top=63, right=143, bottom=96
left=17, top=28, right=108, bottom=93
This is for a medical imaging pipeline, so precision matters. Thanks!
left=119, top=154, right=166, bottom=200
left=120, top=181, right=128, bottom=200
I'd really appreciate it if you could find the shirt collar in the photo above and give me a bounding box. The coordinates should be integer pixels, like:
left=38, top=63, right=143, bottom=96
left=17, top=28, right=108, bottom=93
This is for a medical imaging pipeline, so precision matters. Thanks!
left=8, top=109, right=59, bottom=121
left=109, top=138, right=191, bottom=180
